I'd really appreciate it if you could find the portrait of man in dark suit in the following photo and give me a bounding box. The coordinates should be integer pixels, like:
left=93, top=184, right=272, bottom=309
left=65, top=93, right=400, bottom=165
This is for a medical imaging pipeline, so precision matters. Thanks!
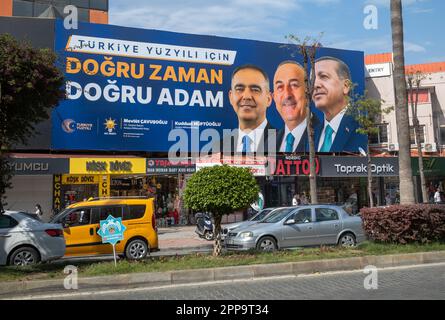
left=273, top=61, right=309, bottom=153
left=216, top=64, right=275, bottom=154
left=312, top=56, right=367, bottom=153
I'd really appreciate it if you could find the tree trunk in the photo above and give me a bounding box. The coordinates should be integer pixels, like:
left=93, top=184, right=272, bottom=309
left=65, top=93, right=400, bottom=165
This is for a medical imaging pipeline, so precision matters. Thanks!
left=416, top=132, right=428, bottom=203
left=391, top=0, right=416, bottom=204
left=367, top=142, right=374, bottom=207
left=212, top=214, right=223, bottom=256
left=414, top=85, right=428, bottom=203
left=308, top=113, right=318, bottom=204
left=301, top=45, right=318, bottom=204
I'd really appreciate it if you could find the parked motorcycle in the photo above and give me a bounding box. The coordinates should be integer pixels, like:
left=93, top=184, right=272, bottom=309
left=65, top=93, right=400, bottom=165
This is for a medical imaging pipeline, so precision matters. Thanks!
left=194, top=212, right=214, bottom=241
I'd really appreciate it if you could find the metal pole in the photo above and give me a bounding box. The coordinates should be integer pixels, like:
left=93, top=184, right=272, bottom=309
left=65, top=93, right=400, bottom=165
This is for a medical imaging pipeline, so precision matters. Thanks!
left=112, top=244, right=117, bottom=267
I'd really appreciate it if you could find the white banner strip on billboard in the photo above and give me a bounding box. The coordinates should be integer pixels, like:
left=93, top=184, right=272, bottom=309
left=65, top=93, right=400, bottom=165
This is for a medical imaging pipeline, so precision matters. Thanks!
left=195, top=162, right=266, bottom=176
left=66, top=35, right=237, bottom=66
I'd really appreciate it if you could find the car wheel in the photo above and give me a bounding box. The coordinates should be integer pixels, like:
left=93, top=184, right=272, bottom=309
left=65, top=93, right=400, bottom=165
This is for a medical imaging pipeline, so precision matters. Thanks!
left=204, top=231, right=214, bottom=241
left=338, top=233, right=357, bottom=247
left=9, top=247, right=40, bottom=266
left=256, top=236, right=277, bottom=252
left=125, top=239, right=149, bottom=260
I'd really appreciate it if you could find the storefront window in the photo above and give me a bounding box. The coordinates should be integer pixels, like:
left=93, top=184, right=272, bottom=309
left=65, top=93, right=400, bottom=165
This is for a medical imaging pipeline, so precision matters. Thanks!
left=410, top=125, right=425, bottom=145
left=34, top=2, right=51, bottom=16
left=90, top=0, right=108, bottom=11
left=61, top=184, right=98, bottom=208
left=70, top=0, right=89, bottom=9
left=370, top=124, right=388, bottom=145
left=13, top=0, right=34, bottom=17
left=78, top=7, right=90, bottom=22
left=440, top=126, right=445, bottom=146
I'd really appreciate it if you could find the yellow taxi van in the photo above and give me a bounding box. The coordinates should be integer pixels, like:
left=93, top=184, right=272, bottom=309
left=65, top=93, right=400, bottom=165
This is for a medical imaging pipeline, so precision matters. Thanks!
left=50, top=197, right=158, bottom=260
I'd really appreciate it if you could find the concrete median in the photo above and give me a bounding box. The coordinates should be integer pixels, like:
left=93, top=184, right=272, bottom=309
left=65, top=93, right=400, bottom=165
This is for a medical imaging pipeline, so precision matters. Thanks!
left=2, top=251, right=445, bottom=298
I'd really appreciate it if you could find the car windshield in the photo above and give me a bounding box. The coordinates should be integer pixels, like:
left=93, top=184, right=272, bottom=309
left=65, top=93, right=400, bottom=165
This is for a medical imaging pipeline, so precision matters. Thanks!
left=250, top=209, right=272, bottom=222
left=260, top=208, right=294, bottom=223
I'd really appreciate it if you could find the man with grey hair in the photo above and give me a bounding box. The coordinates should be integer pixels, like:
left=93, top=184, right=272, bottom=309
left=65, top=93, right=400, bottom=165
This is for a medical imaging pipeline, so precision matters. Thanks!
left=312, top=56, right=367, bottom=153
left=273, top=60, right=316, bottom=153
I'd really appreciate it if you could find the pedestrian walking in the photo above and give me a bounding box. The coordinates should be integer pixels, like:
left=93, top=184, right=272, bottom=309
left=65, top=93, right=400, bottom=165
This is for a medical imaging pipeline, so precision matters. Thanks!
left=35, top=204, right=43, bottom=220
left=292, top=194, right=300, bottom=206
left=434, top=189, right=442, bottom=204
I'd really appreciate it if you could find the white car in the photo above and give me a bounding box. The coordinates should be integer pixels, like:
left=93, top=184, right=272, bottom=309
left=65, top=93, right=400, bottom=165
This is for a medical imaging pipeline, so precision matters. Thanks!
left=0, top=211, right=66, bottom=266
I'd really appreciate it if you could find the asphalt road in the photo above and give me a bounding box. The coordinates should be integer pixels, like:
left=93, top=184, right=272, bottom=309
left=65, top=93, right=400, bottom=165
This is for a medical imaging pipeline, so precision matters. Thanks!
left=20, top=263, right=445, bottom=300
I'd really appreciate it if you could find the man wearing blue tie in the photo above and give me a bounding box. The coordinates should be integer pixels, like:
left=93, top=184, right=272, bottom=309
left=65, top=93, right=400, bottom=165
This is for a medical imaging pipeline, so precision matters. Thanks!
left=312, top=57, right=367, bottom=153
left=273, top=61, right=309, bottom=153
left=216, top=65, right=275, bottom=154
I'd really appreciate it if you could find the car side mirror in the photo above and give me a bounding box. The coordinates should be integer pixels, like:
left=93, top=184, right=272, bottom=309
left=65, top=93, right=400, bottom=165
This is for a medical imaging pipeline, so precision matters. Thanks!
left=62, top=222, right=69, bottom=229
left=285, top=219, right=296, bottom=225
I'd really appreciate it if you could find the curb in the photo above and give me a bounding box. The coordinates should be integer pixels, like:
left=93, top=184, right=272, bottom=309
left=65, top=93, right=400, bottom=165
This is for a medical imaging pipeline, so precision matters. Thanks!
left=2, top=251, right=445, bottom=297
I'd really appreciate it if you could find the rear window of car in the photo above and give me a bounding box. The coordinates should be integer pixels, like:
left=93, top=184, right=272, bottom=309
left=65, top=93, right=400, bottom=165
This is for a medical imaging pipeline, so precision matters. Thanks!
left=316, top=208, right=339, bottom=222
left=0, top=216, right=18, bottom=228
left=91, top=206, right=123, bottom=224
left=123, top=205, right=146, bottom=220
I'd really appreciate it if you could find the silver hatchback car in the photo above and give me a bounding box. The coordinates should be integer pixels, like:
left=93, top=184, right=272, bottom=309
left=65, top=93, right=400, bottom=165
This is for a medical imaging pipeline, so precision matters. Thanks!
left=0, top=211, right=66, bottom=266
left=224, top=205, right=365, bottom=251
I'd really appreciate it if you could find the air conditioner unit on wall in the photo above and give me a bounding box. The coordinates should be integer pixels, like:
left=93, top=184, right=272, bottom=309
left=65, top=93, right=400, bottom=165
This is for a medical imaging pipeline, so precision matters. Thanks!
left=422, top=142, right=437, bottom=152
left=388, top=143, right=399, bottom=151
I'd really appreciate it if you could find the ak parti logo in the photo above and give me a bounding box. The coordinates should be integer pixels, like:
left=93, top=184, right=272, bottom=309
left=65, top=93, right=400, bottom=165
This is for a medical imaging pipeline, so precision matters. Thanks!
left=104, top=117, right=117, bottom=135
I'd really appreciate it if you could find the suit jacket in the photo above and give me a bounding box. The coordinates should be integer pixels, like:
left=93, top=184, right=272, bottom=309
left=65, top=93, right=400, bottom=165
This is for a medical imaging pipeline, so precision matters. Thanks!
left=277, top=116, right=322, bottom=153
left=276, top=127, right=308, bottom=153
left=314, top=114, right=367, bottom=153
left=213, top=122, right=276, bottom=155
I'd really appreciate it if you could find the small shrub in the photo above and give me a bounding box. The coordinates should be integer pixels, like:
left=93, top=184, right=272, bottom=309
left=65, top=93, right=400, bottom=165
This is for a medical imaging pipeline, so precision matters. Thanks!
left=360, top=205, right=445, bottom=244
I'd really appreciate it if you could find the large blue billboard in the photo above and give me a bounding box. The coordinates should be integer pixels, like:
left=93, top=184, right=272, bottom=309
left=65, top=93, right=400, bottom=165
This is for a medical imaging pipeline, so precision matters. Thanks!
left=52, top=20, right=366, bottom=153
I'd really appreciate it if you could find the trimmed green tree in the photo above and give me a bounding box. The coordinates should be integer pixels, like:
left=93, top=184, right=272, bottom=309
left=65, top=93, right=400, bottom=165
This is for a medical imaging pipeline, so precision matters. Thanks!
left=183, top=165, right=260, bottom=256
left=0, top=34, right=65, bottom=212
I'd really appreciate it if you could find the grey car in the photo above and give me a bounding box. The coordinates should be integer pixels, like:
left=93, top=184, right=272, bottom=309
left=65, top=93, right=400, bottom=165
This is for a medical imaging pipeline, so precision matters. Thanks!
left=0, top=211, right=66, bottom=266
left=221, top=208, right=276, bottom=240
left=224, top=205, right=365, bottom=251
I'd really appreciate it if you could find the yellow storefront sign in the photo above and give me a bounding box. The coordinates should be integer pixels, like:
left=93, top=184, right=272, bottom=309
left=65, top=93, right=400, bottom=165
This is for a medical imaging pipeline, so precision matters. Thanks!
left=69, top=158, right=146, bottom=174
left=99, top=175, right=110, bottom=197
left=62, top=175, right=100, bottom=184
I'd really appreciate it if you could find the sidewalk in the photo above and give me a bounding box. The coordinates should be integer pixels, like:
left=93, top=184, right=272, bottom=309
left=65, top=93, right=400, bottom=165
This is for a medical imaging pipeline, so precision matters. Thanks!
left=157, top=225, right=212, bottom=250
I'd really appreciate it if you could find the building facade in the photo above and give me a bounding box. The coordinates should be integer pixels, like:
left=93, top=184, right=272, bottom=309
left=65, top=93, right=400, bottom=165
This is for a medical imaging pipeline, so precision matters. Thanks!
left=365, top=53, right=445, bottom=202
left=0, top=0, right=108, bottom=23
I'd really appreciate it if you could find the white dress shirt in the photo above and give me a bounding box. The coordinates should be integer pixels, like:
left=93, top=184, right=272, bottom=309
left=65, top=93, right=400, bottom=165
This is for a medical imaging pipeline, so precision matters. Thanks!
left=236, top=119, right=268, bottom=153
left=318, top=108, right=346, bottom=152
left=280, top=119, right=307, bottom=152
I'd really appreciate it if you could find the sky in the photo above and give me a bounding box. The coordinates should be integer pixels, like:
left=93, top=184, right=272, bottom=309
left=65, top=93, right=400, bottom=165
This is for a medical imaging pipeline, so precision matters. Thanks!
left=108, top=0, right=444, bottom=65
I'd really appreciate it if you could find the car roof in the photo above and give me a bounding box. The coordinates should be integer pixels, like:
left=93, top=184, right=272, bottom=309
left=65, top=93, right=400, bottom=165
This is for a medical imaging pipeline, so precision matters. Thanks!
left=2, top=211, right=33, bottom=221
left=68, top=197, right=153, bottom=208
